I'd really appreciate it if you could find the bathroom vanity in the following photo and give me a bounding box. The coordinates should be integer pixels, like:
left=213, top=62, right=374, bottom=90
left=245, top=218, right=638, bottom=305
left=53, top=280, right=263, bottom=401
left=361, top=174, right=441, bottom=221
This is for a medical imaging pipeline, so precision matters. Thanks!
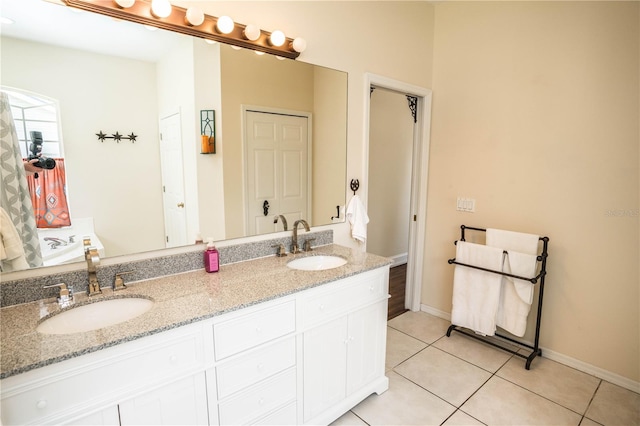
left=0, top=244, right=391, bottom=425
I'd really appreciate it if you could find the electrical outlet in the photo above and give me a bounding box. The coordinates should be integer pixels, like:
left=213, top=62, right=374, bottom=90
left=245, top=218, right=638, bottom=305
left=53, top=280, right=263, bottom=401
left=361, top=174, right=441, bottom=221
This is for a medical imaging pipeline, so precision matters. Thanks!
left=456, top=197, right=476, bottom=213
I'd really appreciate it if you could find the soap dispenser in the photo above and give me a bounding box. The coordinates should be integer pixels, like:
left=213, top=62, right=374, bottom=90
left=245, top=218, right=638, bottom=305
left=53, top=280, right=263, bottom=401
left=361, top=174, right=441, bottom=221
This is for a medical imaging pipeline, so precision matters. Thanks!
left=204, top=238, right=219, bottom=273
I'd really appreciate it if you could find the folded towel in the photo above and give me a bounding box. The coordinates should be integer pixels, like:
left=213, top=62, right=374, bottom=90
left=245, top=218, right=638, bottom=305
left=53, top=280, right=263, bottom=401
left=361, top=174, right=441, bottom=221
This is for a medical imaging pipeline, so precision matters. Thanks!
left=496, top=250, right=538, bottom=336
left=346, top=195, right=369, bottom=243
left=451, top=241, right=505, bottom=336
left=486, top=228, right=539, bottom=334
left=0, top=207, right=29, bottom=272
left=486, top=228, right=539, bottom=255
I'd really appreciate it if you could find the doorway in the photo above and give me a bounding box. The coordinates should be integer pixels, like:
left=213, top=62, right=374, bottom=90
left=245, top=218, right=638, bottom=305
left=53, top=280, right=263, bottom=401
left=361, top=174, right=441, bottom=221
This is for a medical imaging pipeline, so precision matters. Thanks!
left=159, top=112, right=188, bottom=248
left=364, top=73, right=433, bottom=315
left=368, top=87, right=415, bottom=319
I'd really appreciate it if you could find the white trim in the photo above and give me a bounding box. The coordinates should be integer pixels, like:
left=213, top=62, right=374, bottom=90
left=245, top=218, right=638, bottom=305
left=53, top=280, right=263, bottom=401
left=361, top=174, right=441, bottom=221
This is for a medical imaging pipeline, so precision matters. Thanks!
left=364, top=73, right=432, bottom=312
left=389, top=253, right=408, bottom=268
left=419, top=304, right=640, bottom=394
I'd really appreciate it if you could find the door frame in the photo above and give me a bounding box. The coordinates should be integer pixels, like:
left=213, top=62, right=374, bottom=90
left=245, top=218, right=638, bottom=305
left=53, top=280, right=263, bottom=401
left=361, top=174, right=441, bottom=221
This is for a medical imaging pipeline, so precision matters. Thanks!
left=241, top=105, right=313, bottom=235
left=363, top=73, right=432, bottom=312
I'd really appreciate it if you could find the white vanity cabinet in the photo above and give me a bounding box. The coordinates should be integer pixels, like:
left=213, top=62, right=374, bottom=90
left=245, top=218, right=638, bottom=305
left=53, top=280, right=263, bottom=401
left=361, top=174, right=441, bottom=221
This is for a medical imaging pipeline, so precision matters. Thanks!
left=300, top=268, right=390, bottom=424
left=1, top=264, right=390, bottom=426
left=0, top=321, right=212, bottom=425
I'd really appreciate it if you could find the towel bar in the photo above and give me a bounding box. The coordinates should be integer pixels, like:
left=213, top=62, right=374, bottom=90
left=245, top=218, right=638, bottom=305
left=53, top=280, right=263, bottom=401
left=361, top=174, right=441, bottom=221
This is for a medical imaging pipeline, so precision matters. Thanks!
left=446, top=224, right=549, bottom=370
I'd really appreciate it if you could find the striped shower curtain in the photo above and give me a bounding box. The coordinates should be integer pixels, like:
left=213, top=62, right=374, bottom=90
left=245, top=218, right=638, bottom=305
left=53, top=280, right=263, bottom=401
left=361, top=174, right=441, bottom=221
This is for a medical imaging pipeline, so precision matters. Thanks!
left=0, top=92, right=43, bottom=270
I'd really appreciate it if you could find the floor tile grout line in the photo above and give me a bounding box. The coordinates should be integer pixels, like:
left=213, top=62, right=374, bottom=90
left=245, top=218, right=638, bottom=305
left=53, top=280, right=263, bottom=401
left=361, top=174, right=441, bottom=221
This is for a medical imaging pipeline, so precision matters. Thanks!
left=490, top=373, right=596, bottom=418
left=391, top=365, right=460, bottom=411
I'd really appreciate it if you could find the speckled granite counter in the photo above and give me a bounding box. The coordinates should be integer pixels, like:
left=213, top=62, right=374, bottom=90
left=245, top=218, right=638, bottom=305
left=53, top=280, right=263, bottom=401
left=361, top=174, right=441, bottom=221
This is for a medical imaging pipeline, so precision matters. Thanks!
left=0, top=244, right=391, bottom=379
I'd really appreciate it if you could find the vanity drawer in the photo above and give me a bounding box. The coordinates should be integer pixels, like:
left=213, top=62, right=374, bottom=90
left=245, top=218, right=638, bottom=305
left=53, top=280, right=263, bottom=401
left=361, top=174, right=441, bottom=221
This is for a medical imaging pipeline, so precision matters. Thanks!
left=218, top=368, right=296, bottom=426
left=253, top=401, right=297, bottom=425
left=214, top=300, right=295, bottom=360
left=216, top=337, right=296, bottom=399
left=298, top=268, right=388, bottom=329
left=1, top=325, right=205, bottom=425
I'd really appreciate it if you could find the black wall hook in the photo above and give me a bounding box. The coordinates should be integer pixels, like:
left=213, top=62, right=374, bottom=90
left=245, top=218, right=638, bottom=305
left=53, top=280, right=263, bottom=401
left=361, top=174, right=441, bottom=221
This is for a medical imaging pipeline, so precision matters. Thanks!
left=350, top=179, right=359, bottom=195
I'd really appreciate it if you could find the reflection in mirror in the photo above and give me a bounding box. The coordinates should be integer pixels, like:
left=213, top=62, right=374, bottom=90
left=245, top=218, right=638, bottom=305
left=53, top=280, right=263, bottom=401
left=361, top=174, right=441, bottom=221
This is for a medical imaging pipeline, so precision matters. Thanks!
left=0, top=0, right=347, bottom=271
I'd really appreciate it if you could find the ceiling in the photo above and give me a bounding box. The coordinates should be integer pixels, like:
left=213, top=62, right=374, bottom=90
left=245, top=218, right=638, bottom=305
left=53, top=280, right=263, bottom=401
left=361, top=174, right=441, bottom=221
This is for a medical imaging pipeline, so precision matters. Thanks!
left=0, top=0, right=184, bottom=62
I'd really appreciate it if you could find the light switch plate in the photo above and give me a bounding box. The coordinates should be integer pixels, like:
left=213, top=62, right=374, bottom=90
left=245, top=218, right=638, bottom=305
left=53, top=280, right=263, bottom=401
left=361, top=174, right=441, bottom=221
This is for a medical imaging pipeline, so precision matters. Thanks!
left=456, top=197, right=475, bottom=213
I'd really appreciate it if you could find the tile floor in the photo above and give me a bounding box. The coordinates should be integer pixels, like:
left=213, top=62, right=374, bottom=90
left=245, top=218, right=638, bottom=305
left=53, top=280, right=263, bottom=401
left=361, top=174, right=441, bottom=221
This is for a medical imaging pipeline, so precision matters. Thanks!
left=332, top=311, right=640, bottom=426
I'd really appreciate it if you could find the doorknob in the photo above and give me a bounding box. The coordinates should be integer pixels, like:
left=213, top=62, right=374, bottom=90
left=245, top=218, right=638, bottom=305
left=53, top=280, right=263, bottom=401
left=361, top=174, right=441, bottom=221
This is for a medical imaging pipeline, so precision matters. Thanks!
left=263, top=200, right=270, bottom=216
left=177, top=202, right=185, bottom=208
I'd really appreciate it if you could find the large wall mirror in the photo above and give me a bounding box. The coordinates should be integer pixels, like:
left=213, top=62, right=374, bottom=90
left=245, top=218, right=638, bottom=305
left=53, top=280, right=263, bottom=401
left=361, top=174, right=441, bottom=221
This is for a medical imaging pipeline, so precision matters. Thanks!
left=0, top=0, right=347, bottom=272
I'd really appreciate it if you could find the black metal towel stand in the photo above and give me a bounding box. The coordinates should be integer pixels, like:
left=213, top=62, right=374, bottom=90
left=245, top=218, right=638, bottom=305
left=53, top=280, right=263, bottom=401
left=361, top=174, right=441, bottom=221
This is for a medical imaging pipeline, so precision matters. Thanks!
left=446, top=225, right=550, bottom=370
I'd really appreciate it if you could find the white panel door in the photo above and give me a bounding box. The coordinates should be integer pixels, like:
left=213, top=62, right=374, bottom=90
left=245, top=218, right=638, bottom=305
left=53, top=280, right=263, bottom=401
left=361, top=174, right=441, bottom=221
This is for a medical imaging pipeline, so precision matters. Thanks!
left=159, top=113, right=188, bottom=248
left=118, top=373, right=209, bottom=425
left=303, top=316, right=348, bottom=422
left=245, top=110, right=308, bottom=235
left=346, top=302, right=386, bottom=396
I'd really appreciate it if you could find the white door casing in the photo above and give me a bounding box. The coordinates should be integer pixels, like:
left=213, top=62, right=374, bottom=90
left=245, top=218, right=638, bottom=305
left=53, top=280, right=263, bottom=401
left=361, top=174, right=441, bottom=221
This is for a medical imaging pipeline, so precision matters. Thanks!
left=244, top=108, right=311, bottom=235
left=159, top=112, right=188, bottom=248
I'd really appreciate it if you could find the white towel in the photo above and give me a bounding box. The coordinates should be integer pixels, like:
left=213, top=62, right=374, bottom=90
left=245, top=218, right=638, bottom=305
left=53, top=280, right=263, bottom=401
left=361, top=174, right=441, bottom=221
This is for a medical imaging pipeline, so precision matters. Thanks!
left=486, top=228, right=539, bottom=337
left=451, top=241, right=505, bottom=336
left=0, top=207, right=29, bottom=272
left=496, top=251, right=538, bottom=336
left=346, top=195, right=369, bottom=243
left=486, top=228, right=539, bottom=255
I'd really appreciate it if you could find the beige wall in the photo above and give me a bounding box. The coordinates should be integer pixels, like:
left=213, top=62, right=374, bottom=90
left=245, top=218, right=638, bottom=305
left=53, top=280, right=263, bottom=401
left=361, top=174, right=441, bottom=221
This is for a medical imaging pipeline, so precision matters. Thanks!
left=427, top=1, right=639, bottom=382
left=1, top=37, right=165, bottom=257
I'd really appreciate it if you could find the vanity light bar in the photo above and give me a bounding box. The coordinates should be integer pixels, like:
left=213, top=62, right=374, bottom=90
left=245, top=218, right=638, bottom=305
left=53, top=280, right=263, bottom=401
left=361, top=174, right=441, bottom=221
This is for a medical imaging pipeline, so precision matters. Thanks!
left=62, top=0, right=302, bottom=59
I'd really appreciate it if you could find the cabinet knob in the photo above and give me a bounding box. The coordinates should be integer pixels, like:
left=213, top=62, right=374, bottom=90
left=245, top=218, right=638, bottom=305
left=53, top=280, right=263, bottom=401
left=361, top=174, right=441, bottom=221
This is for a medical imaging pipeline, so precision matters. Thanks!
left=258, top=398, right=265, bottom=405
left=318, top=304, right=325, bottom=311
left=169, top=355, right=178, bottom=363
left=255, top=326, right=262, bottom=334
left=257, top=363, right=264, bottom=371
left=36, top=400, right=47, bottom=409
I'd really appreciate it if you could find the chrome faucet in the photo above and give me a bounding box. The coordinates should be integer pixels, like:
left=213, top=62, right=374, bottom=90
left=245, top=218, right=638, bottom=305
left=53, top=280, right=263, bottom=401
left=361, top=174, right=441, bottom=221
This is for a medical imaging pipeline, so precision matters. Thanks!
left=291, top=219, right=310, bottom=254
left=84, top=237, right=101, bottom=296
left=273, top=215, right=288, bottom=231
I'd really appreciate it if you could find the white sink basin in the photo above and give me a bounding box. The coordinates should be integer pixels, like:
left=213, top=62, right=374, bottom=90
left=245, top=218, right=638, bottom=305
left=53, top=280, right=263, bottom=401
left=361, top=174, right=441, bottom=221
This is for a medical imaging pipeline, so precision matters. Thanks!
left=37, top=297, right=154, bottom=335
left=287, top=255, right=347, bottom=271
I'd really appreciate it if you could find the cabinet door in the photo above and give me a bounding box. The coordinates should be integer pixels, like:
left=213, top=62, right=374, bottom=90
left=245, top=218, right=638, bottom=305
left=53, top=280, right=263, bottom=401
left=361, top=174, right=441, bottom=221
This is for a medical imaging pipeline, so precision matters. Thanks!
left=346, top=302, right=387, bottom=396
left=303, top=316, right=348, bottom=422
left=119, top=372, right=209, bottom=425
left=66, top=406, right=120, bottom=425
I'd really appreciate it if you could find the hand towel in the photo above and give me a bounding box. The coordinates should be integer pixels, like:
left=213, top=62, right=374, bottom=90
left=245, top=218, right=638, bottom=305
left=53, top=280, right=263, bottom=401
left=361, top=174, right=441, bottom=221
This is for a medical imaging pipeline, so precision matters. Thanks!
left=346, top=195, right=369, bottom=243
left=0, top=207, right=29, bottom=272
left=495, top=250, right=538, bottom=337
left=486, top=228, right=539, bottom=305
left=451, top=241, right=505, bottom=336
left=486, top=228, right=539, bottom=255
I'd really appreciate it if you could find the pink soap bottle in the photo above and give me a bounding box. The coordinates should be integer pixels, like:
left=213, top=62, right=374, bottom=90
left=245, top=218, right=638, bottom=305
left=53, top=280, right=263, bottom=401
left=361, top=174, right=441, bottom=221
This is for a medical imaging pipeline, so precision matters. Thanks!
left=204, top=238, right=219, bottom=273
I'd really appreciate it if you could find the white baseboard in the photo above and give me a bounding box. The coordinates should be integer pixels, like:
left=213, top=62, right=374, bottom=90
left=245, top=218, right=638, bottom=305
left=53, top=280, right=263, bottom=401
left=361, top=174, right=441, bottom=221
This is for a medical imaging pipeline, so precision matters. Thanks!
left=389, top=253, right=408, bottom=268
left=419, top=304, right=640, bottom=394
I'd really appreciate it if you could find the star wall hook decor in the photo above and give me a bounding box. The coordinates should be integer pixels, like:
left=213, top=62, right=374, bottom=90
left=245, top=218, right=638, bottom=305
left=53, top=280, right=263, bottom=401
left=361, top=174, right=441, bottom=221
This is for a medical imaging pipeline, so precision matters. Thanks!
left=95, top=131, right=138, bottom=143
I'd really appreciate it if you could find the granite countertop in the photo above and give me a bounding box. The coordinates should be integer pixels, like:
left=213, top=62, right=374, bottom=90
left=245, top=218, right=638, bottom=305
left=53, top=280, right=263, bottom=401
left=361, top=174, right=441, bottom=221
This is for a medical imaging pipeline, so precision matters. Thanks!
left=0, top=244, right=391, bottom=379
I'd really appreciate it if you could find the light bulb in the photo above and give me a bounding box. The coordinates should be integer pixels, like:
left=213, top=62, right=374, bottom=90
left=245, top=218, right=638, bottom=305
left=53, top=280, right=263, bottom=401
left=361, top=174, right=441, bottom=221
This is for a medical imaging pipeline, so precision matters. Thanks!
left=205, top=39, right=217, bottom=45
left=114, top=0, right=135, bottom=8
left=291, top=37, right=307, bottom=53
left=216, top=15, right=234, bottom=34
left=150, top=0, right=171, bottom=18
left=269, top=30, right=285, bottom=47
left=185, top=7, right=204, bottom=26
left=254, top=51, right=265, bottom=56
left=243, top=24, right=261, bottom=41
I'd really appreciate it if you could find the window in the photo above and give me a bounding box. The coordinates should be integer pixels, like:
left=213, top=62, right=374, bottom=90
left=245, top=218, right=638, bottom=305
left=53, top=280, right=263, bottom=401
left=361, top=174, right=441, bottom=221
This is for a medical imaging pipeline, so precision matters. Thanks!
left=2, top=87, right=64, bottom=159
